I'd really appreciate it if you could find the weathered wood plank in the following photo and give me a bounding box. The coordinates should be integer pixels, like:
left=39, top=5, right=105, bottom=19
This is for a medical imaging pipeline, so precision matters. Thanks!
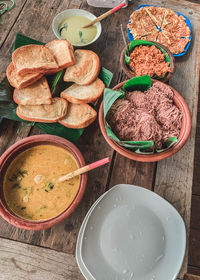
left=0, top=237, right=84, bottom=280
left=188, top=266, right=200, bottom=277
left=108, top=152, right=156, bottom=190
left=192, top=107, right=200, bottom=195
left=184, top=274, right=200, bottom=280
left=2, top=230, right=199, bottom=280
left=151, top=0, right=200, bottom=278
left=190, top=195, right=200, bottom=230
left=189, top=229, right=200, bottom=268
left=0, top=0, right=27, bottom=49
left=0, top=119, right=32, bottom=154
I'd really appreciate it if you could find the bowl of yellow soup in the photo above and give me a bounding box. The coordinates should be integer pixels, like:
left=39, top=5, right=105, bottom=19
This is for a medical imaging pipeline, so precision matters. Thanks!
left=52, top=9, right=102, bottom=47
left=0, top=135, right=87, bottom=230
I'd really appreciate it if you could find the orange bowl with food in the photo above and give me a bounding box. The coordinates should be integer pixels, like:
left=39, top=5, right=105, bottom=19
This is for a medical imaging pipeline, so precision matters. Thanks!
left=0, top=135, right=87, bottom=230
left=120, top=40, right=175, bottom=83
left=99, top=77, right=191, bottom=162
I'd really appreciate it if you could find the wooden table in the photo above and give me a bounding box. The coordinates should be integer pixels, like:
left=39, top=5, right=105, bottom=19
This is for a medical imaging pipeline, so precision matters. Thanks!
left=0, top=0, right=200, bottom=279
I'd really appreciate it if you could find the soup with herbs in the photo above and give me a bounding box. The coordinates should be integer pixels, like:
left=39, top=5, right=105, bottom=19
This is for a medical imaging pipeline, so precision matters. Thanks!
left=3, top=145, right=80, bottom=221
left=59, top=16, right=97, bottom=45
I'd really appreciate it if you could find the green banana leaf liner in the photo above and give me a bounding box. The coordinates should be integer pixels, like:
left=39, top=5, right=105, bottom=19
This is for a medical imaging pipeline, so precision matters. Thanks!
left=103, top=75, right=178, bottom=154
left=0, top=33, right=113, bottom=142
left=124, top=40, right=171, bottom=80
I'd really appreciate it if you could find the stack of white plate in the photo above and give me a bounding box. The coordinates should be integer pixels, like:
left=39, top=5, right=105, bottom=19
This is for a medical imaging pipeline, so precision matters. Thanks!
left=76, top=184, right=186, bottom=280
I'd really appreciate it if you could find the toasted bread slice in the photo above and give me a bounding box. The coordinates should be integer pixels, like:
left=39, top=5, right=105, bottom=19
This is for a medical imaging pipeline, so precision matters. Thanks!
left=13, top=77, right=52, bottom=105
left=44, top=66, right=67, bottom=75
left=16, top=97, right=68, bottom=122
left=12, top=45, right=58, bottom=75
left=63, top=50, right=100, bottom=85
left=45, top=40, right=75, bottom=73
left=59, top=103, right=97, bottom=128
left=6, top=62, right=43, bottom=89
left=61, top=78, right=105, bottom=104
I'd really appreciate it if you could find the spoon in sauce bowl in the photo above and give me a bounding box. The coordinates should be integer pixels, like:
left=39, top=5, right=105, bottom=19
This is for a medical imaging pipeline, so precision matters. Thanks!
left=59, top=157, right=110, bottom=182
left=59, top=16, right=98, bottom=45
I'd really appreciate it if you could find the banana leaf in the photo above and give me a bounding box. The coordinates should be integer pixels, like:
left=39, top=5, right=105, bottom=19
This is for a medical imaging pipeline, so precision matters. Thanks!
left=103, top=76, right=178, bottom=154
left=0, top=33, right=113, bottom=142
left=123, top=75, right=152, bottom=92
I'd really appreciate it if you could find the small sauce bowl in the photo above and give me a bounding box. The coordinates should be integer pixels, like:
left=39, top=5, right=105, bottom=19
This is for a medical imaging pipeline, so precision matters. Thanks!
left=52, top=9, right=102, bottom=47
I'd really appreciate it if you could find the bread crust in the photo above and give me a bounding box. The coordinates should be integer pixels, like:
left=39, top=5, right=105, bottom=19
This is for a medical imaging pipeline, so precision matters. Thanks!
left=12, top=45, right=58, bottom=75
left=45, top=39, right=75, bottom=70
left=59, top=115, right=96, bottom=128
left=13, top=90, right=52, bottom=105
left=59, top=103, right=97, bottom=129
left=6, top=62, right=43, bottom=89
left=60, top=78, right=105, bottom=104
left=13, top=77, right=52, bottom=105
left=45, top=65, right=69, bottom=75
left=63, top=50, right=100, bottom=85
left=16, top=97, right=68, bottom=122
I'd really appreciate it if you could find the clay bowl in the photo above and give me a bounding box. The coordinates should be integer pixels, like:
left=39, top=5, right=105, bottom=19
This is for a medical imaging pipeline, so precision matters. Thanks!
left=99, top=79, right=191, bottom=162
left=0, top=135, right=87, bottom=230
left=120, top=41, right=175, bottom=83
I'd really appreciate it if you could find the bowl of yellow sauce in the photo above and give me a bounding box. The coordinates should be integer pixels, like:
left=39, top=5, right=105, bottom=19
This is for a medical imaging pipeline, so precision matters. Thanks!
left=52, top=9, right=102, bottom=47
left=0, top=135, right=87, bottom=230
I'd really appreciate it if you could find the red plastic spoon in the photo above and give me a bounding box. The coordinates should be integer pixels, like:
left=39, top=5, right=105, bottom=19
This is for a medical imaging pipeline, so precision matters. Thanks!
left=59, top=157, right=110, bottom=182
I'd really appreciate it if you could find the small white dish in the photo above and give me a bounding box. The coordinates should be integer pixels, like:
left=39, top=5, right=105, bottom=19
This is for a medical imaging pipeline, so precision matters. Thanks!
left=52, top=9, right=102, bottom=47
left=77, top=184, right=186, bottom=280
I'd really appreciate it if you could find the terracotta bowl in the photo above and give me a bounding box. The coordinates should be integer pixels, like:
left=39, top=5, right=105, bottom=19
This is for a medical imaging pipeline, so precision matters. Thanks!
left=120, top=41, right=175, bottom=83
left=0, top=135, right=87, bottom=230
left=99, top=80, right=191, bottom=162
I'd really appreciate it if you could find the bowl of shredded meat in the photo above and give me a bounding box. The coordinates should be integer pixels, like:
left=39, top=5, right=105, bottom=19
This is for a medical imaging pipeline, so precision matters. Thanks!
left=120, top=40, right=175, bottom=83
left=99, top=79, right=191, bottom=162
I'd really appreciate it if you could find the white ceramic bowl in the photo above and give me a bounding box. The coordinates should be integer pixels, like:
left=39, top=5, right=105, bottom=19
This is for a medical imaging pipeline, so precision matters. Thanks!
left=52, top=9, right=102, bottom=47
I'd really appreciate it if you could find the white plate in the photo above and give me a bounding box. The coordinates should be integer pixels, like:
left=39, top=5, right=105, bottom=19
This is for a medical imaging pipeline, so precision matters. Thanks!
left=78, top=184, right=186, bottom=280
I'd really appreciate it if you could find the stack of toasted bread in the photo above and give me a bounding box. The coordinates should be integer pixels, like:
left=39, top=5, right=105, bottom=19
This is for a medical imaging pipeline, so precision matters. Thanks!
left=60, top=49, right=105, bottom=128
left=6, top=40, right=105, bottom=129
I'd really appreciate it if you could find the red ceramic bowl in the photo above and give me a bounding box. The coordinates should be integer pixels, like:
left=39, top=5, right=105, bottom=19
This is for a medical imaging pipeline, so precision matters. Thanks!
left=99, top=80, right=191, bottom=162
left=0, top=135, right=87, bottom=230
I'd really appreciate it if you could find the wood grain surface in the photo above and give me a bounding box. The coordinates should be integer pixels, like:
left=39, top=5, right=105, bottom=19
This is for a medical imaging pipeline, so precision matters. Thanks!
left=0, top=237, right=84, bottom=280
left=184, top=274, right=200, bottom=280
left=0, top=0, right=28, bottom=48
left=189, top=104, right=200, bottom=270
left=0, top=0, right=200, bottom=279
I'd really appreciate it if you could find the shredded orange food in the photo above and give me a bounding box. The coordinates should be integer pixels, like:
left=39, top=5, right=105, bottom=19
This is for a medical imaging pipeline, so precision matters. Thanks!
left=129, top=45, right=171, bottom=78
